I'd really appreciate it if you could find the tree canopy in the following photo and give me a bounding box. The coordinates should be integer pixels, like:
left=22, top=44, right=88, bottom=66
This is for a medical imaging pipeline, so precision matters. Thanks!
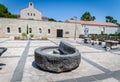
left=81, top=12, right=96, bottom=21
left=105, top=16, right=120, bottom=26
left=48, top=18, right=57, bottom=22
left=105, top=16, right=117, bottom=23
left=0, top=4, right=17, bottom=18
left=48, top=18, right=63, bottom=22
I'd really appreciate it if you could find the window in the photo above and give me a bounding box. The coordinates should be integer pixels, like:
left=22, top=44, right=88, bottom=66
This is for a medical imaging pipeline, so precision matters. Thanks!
left=18, top=27, right=21, bottom=33
left=28, top=13, right=29, bottom=16
left=34, top=13, right=35, bottom=16
left=48, top=29, right=50, bottom=34
left=29, top=28, right=32, bottom=33
left=30, top=2, right=32, bottom=6
left=7, top=27, right=10, bottom=33
left=31, top=13, right=32, bottom=16
left=39, top=28, right=42, bottom=33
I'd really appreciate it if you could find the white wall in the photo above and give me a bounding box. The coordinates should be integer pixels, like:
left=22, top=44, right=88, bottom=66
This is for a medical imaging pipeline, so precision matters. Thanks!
left=118, top=28, right=120, bottom=33
left=80, top=25, right=119, bottom=35
left=105, top=27, right=118, bottom=34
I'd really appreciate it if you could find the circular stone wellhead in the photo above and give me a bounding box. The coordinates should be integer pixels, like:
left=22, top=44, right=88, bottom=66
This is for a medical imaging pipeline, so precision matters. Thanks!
left=34, top=41, right=81, bottom=73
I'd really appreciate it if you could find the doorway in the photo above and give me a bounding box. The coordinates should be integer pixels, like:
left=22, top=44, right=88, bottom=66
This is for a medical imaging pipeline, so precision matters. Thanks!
left=57, top=29, right=63, bottom=37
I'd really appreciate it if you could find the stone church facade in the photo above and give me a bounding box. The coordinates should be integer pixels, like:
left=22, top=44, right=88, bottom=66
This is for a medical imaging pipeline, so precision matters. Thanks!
left=20, top=2, right=42, bottom=20
left=0, top=2, right=119, bottom=39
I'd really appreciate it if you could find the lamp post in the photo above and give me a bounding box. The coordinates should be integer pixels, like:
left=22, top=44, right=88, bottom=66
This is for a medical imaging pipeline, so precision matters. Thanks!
left=74, top=16, right=77, bottom=40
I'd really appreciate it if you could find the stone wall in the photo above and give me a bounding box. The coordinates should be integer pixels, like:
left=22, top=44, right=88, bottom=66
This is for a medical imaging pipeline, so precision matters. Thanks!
left=1, top=18, right=119, bottom=39
left=0, top=18, right=81, bottom=38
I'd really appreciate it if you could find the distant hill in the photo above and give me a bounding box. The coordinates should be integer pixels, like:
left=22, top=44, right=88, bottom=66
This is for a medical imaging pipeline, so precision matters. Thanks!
left=0, top=3, right=17, bottom=18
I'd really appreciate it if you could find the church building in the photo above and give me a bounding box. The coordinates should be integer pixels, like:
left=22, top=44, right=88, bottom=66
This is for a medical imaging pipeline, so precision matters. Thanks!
left=20, top=2, right=42, bottom=20
left=0, top=2, right=119, bottom=39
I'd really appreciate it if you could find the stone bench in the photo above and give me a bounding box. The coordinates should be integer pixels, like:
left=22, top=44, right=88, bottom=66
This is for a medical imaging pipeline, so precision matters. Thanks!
left=34, top=41, right=81, bottom=73
left=0, top=47, right=7, bottom=56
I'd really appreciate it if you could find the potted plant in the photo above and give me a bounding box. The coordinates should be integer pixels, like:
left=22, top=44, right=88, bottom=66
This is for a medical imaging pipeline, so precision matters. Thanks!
left=21, top=32, right=27, bottom=40
left=30, top=34, right=34, bottom=39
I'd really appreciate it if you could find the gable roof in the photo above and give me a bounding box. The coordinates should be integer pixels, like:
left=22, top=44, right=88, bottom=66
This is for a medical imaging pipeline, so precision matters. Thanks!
left=66, top=20, right=118, bottom=27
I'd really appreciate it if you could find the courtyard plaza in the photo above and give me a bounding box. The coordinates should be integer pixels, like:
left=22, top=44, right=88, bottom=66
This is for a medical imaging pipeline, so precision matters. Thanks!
left=0, top=38, right=120, bottom=82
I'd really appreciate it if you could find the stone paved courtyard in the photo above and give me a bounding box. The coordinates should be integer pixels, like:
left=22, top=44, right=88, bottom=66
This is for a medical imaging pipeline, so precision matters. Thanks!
left=0, top=38, right=120, bottom=82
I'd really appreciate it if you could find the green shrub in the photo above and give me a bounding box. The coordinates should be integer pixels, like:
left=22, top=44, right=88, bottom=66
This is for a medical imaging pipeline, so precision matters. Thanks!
left=117, top=33, right=120, bottom=36
left=30, top=34, right=34, bottom=38
left=109, top=34, right=116, bottom=36
left=100, top=34, right=108, bottom=36
left=21, top=33, right=27, bottom=38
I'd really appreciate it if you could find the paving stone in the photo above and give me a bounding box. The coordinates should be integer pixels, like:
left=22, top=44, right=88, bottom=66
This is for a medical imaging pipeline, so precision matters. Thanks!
left=0, top=38, right=120, bottom=82
left=94, top=77, right=119, bottom=82
left=112, top=70, right=120, bottom=81
left=56, top=79, right=77, bottom=82
left=22, top=77, right=32, bottom=82
left=76, top=76, right=96, bottom=82
left=93, top=72, right=112, bottom=80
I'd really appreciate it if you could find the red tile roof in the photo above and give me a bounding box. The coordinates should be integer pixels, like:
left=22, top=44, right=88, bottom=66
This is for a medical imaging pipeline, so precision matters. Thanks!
left=66, top=20, right=118, bottom=27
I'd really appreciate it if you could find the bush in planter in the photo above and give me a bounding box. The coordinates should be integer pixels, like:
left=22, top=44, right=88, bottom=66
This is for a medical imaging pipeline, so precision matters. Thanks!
left=30, top=34, right=34, bottom=38
left=21, top=33, right=27, bottom=40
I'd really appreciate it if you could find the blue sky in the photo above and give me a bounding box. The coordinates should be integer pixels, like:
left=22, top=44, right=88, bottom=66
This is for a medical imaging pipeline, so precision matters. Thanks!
left=0, top=0, right=120, bottom=22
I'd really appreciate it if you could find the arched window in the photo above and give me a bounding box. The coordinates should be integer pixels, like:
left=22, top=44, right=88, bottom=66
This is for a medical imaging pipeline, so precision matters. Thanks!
left=7, top=27, right=10, bottom=33
left=39, top=28, right=42, bottom=33
left=48, top=29, right=50, bottom=34
left=31, top=13, right=32, bottom=16
left=29, top=28, right=32, bottom=33
left=34, top=13, right=35, bottom=16
left=18, top=27, right=21, bottom=33
left=30, top=2, right=32, bottom=6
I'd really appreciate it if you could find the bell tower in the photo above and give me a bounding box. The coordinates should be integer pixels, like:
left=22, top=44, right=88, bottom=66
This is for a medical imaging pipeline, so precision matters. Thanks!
left=20, top=1, right=42, bottom=20
left=29, top=2, right=34, bottom=8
